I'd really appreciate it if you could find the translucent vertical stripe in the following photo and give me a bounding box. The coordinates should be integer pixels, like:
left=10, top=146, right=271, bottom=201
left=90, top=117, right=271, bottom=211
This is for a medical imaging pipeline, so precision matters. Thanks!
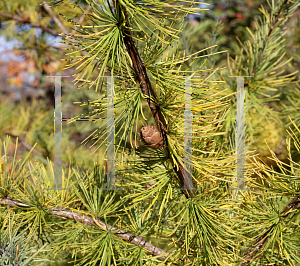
left=106, top=76, right=115, bottom=189
left=183, top=76, right=194, bottom=191
left=236, top=76, right=246, bottom=190
left=54, top=75, right=62, bottom=190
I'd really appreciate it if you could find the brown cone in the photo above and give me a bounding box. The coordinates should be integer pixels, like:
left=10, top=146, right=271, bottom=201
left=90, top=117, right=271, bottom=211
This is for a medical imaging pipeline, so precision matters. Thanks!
left=140, top=124, right=164, bottom=149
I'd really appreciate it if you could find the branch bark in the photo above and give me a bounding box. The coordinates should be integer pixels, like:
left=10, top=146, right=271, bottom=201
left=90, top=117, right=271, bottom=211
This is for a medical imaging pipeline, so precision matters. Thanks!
left=0, top=197, right=170, bottom=261
left=42, top=0, right=68, bottom=34
left=251, top=0, right=288, bottom=76
left=0, top=12, right=59, bottom=36
left=115, top=0, right=195, bottom=198
left=241, top=194, right=300, bottom=265
left=240, top=1, right=298, bottom=264
left=71, top=4, right=93, bottom=34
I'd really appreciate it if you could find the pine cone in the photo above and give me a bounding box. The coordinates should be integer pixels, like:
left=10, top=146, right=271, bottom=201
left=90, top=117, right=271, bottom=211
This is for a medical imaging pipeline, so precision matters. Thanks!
left=140, top=124, right=164, bottom=149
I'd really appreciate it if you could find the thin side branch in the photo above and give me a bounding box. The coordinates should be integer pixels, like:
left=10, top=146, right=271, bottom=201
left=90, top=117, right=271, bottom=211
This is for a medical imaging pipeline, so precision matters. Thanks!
left=0, top=12, right=59, bottom=36
left=115, top=1, right=195, bottom=198
left=71, top=4, right=93, bottom=34
left=251, top=0, right=288, bottom=76
left=42, top=0, right=68, bottom=34
left=241, top=194, right=300, bottom=265
left=0, top=197, right=170, bottom=261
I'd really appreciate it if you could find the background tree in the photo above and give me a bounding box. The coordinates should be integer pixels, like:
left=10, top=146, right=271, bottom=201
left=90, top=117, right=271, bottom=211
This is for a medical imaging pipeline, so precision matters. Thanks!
left=0, top=0, right=299, bottom=265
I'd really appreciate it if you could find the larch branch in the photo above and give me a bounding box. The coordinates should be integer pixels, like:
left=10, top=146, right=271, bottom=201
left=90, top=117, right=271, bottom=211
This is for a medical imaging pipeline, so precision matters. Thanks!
left=115, top=0, right=195, bottom=198
left=251, top=0, right=288, bottom=76
left=0, top=197, right=170, bottom=261
left=42, top=0, right=68, bottom=34
left=0, top=12, right=59, bottom=36
left=241, top=194, right=300, bottom=265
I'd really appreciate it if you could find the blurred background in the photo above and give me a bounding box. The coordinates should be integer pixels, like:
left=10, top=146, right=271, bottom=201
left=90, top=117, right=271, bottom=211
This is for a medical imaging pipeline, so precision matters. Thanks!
left=0, top=0, right=299, bottom=187
left=0, top=1, right=299, bottom=265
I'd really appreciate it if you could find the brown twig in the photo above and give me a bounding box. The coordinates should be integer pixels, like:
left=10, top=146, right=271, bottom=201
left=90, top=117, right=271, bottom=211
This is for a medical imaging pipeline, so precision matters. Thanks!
left=115, top=0, right=195, bottom=198
left=3, top=132, right=42, bottom=157
left=241, top=194, right=300, bottom=265
left=0, top=12, right=59, bottom=36
left=0, top=197, right=170, bottom=261
left=71, top=4, right=93, bottom=34
left=240, top=1, right=295, bottom=262
left=280, top=195, right=300, bottom=218
left=251, top=0, right=288, bottom=76
left=274, top=137, right=286, bottom=156
left=42, top=0, right=68, bottom=34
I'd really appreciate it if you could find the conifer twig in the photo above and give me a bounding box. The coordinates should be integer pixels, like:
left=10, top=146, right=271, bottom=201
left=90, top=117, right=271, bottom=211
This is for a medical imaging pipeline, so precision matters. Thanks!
left=42, top=0, right=68, bottom=34
left=240, top=1, right=298, bottom=263
left=114, top=0, right=195, bottom=198
left=0, top=12, right=59, bottom=36
left=3, top=131, right=43, bottom=156
left=71, top=4, right=92, bottom=34
left=251, top=0, right=288, bottom=76
left=0, top=197, right=170, bottom=261
left=241, top=194, right=300, bottom=265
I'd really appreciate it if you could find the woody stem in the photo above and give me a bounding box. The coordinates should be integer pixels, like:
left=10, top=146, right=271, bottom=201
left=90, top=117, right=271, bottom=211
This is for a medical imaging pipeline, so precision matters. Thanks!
left=114, top=1, right=195, bottom=198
